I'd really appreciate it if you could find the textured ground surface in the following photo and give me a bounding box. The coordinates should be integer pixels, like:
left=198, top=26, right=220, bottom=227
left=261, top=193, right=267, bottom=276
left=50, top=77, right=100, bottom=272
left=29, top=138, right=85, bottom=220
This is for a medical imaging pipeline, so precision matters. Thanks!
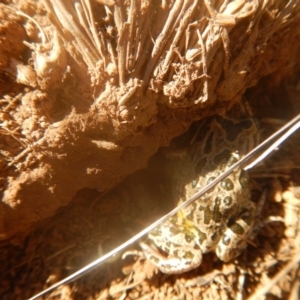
left=1, top=0, right=300, bottom=299
left=1, top=0, right=299, bottom=239
left=1, top=77, right=300, bottom=299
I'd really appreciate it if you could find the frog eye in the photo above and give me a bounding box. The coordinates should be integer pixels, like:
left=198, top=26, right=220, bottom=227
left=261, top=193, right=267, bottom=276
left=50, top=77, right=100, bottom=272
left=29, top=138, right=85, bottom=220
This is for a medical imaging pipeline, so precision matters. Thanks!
left=222, top=235, right=231, bottom=246
left=239, top=170, right=249, bottom=188
left=192, top=178, right=199, bottom=188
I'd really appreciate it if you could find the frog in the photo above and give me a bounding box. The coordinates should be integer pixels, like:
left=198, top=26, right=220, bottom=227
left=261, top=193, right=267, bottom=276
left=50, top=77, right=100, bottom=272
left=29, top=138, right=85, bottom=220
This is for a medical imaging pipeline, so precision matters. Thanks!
left=140, top=103, right=259, bottom=274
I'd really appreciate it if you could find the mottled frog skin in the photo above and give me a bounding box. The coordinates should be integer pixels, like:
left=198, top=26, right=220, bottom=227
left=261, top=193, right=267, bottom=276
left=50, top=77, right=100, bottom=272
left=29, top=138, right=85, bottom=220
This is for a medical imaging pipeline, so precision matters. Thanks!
left=140, top=104, right=259, bottom=274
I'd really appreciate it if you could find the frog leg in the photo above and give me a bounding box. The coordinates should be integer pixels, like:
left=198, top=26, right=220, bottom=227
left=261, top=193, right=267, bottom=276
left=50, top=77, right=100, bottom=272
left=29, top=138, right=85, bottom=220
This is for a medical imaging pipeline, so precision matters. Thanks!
left=139, top=241, right=203, bottom=274
left=140, top=219, right=204, bottom=274
left=216, top=201, right=256, bottom=262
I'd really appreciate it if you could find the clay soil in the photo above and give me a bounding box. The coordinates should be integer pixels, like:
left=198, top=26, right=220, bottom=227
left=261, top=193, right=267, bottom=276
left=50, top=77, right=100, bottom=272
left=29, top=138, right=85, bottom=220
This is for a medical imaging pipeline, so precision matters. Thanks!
left=2, top=81, right=300, bottom=299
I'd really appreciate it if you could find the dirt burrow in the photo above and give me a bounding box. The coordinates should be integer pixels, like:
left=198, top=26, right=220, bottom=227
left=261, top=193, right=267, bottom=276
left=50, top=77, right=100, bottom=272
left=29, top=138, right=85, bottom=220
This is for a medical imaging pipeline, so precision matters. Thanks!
left=0, top=0, right=300, bottom=242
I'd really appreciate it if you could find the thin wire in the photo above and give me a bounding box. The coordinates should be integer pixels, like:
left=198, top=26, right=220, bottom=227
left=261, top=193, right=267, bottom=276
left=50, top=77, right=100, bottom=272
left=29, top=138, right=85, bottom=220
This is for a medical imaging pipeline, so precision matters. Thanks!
left=245, top=119, right=300, bottom=170
left=28, top=113, right=300, bottom=300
